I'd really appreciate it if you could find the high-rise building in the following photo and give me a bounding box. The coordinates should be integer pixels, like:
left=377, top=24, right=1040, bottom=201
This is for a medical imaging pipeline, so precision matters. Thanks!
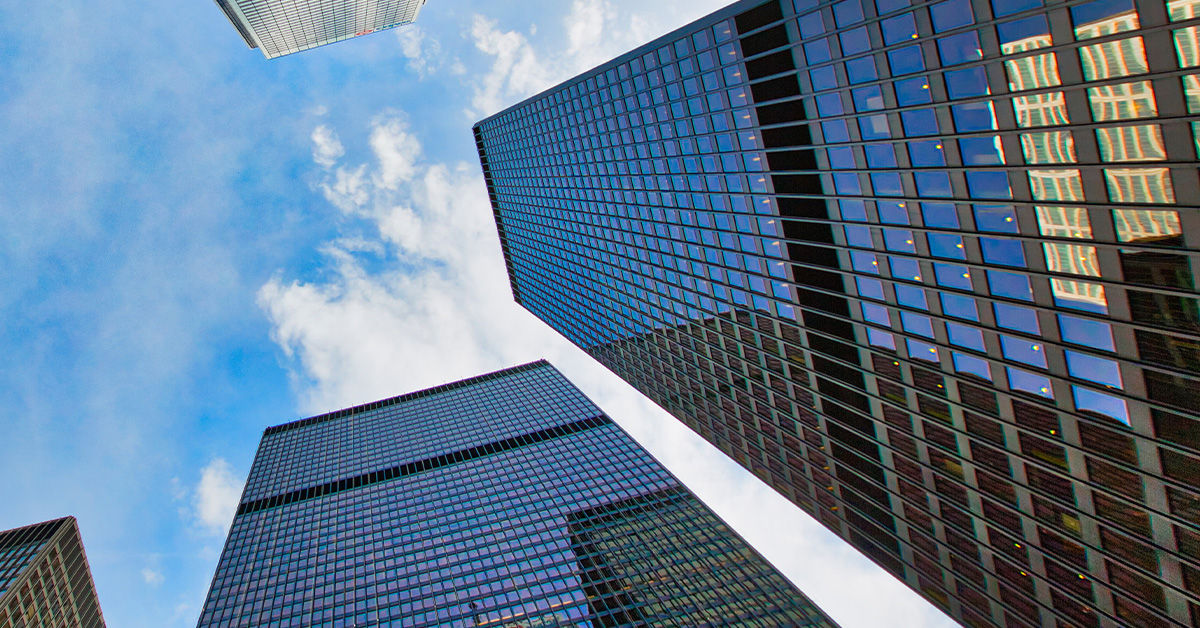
left=213, top=0, right=427, bottom=59
left=196, top=360, right=835, bottom=627
left=473, top=0, right=1200, bottom=625
left=0, top=517, right=105, bottom=627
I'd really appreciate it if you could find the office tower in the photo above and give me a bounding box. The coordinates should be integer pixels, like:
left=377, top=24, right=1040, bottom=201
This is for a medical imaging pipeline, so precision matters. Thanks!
left=473, top=0, right=1200, bottom=625
left=196, top=360, right=835, bottom=627
left=213, top=0, right=427, bottom=59
left=0, top=517, right=106, bottom=627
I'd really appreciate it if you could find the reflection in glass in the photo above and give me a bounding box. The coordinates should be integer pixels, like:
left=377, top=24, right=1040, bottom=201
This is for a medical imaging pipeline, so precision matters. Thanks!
left=1058, top=314, right=1116, bottom=351
left=1028, top=169, right=1084, bottom=202
left=1095, top=124, right=1166, bottom=162
left=953, top=352, right=993, bottom=380
left=1113, top=210, right=1182, bottom=244
left=1104, top=168, right=1176, bottom=204
left=1035, top=206, right=1092, bottom=239
left=1021, top=130, right=1076, bottom=164
left=1073, top=387, right=1130, bottom=425
left=1169, top=0, right=1200, bottom=21
left=1071, top=0, right=1139, bottom=39
left=1051, top=278, right=1108, bottom=313
left=1087, top=81, right=1157, bottom=121
left=1065, top=349, right=1123, bottom=388
left=1008, top=366, right=1054, bottom=398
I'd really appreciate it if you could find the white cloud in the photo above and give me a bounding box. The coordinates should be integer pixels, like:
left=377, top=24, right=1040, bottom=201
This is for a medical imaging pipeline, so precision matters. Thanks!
left=192, top=458, right=241, bottom=536
left=467, top=15, right=553, bottom=118
left=310, top=125, right=344, bottom=169
left=368, top=115, right=422, bottom=190
left=141, top=567, right=165, bottom=587
left=396, top=26, right=463, bottom=78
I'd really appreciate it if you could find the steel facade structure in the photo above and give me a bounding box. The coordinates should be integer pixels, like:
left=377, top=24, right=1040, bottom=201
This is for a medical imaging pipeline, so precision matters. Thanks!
left=213, top=0, right=426, bottom=59
left=0, top=517, right=106, bottom=628
left=196, top=360, right=835, bottom=627
left=474, top=0, right=1200, bottom=625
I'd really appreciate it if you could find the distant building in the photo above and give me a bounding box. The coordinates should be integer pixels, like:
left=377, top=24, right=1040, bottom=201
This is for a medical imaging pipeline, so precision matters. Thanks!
left=0, top=517, right=105, bottom=627
left=197, top=360, right=835, bottom=627
left=474, top=0, right=1200, bottom=625
left=213, top=0, right=427, bottom=59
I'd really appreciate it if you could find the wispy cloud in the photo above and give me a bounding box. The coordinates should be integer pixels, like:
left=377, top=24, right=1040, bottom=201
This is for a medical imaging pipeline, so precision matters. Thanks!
left=311, top=125, right=345, bottom=169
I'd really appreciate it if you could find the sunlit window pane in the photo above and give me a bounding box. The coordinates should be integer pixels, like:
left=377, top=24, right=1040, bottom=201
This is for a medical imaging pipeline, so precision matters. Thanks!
left=1095, top=124, right=1166, bottom=162
left=1087, top=80, right=1157, bottom=121
left=1104, top=168, right=1176, bottom=204
left=1113, top=209, right=1182, bottom=243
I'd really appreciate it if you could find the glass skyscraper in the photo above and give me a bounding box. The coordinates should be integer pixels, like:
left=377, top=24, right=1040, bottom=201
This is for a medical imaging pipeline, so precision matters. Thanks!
left=213, top=0, right=427, bottom=59
left=197, top=360, right=834, bottom=627
left=0, top=517, right=105, bottom=628
left=473, top=0, right=1200, bottom=625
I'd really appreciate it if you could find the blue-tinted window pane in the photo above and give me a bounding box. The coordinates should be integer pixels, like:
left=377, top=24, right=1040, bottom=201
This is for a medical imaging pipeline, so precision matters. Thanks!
left=952, top=101, right=997, bottom=132
left=876, top=0, right=909, bottom=14
left=945, top=66, right=989, bottom=99
left=959, top=137, right=1005, bottom=165
left=846, top=57, right=879, bottom=83
left=868, top=327, right=898, bottom=348
left=805, top=39, right=833, bottom=64
left=928, top=234, right=967, bottom=259
left=1001, top=335, right=1047, bottom=367
left=840, top=27, right=872, bottom=55
left=859, top=114, right=891, bottom=139
left=909, top=140, right=947, bottom=166
left=947, top=322, right=986, bottom=350
left=967, top=171, right=1013, bottom=199
left=1073, top=387, right=1130, bottom=425
left=938, top=32, right=983, bottom=65
left=834, top=0, right=866, bottom=26
left=996, top=15, right=1050, bottom=46
left=901, top=109, right=940, bottom=136
left=931, top=0, right=975, bottom=31
left=890, top=256, right=923, bottom=281
left=881, top=13, right=918, bottom=45
left=1071, top=0, right=1135, bottom=34
left=941, top=293, right=979, bottom=319
left=810, top=66, right=838, bottom=90
left=1065, top=350, right=1123, bottom=388
left=878, top=201, right=911, bottom=224
left=934, top=262, right=974, bottom=289
left=908, top=338, right=942, bottom=361
left=953, top=352, right=993, bottom=380
left=823, top=120, right=852, bottom=143
left=974, top=205, right=1019, bottom=232
left=857, top=276, right=886, bottom=299
left=883, top=228, right=917, bottom=252
left=980, top=237, right=1026, bottom=267
left=851, top=250, right=881, bottom=273
left=844, top=224, right=874, bottom=247
left=798, top=12, right=826, bottom=38
left=852, top=85, right=886, bottom=112
left=915, top=172, right=954, bottom=197
left=889, top=46, right=927, bottom=75
left=994, top=303, right=1040, bottom=333
left=872, top=172, right=905, bottom=195
left=840, top=199, right=869, bottom=221
left=862, top=302, right=892, bottom=325
left=992, top=0, right=1041, bottom=17
left=816, top=93, right=845, bottom=116
left=987, top=270, right=1033, bottom=300
left=895, top=284, right=929, bottom=309
left=901, top=311, right=936, bottom=337
left=1008, top=367, right=1054, bottom=398
left=828, top=146, right=857, bottom=169
left=1057, top=314, right=1115, bottom=351
left=921, top=202, right=960, bottom=228
left=865, top=144, right=899, bottom=168
left=895, top=77, right=934, bottom=106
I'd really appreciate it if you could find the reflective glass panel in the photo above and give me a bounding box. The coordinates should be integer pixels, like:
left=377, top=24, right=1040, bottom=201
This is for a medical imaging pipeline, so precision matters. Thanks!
left=1057, top=314, right=1115, bottom=351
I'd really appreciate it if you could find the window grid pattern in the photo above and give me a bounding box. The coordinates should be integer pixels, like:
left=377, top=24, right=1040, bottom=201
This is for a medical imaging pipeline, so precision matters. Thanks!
left=216, top=0, right=425, bottom=59
left=474, top=0, right=1200, bottom=626
left=197, top=361, right=834, bottom=628
left=0, top=518, right=106, bottom=628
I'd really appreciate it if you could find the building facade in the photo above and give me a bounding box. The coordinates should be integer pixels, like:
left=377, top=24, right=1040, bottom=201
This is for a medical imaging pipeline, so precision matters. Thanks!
left=196, top=360, right=835, bottom=627
left=213, top=0, right=426, bottom=59
left=0, top=517, right=105, bottom=628
left=473, top=0, right=1200, bottom=626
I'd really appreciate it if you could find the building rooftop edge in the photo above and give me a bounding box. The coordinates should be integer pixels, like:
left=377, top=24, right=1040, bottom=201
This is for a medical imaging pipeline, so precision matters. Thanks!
left=262, top=359, right=553, bottom=436
left=470, top=0, right=764, bottom=127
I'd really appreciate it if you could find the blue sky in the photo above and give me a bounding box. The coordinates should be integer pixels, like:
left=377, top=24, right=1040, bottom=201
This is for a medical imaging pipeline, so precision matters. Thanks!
left=0, top=1, right=954, bottom=625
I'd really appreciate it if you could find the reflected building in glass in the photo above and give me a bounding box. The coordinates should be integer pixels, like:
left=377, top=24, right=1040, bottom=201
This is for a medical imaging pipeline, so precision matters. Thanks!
left=213, top=0, right=427, bottom=59
left=0, top=517, right=106, bottom=627
left=196, top=360, right=834, bottom=627
left=473, top=0, right=1200, bottom=625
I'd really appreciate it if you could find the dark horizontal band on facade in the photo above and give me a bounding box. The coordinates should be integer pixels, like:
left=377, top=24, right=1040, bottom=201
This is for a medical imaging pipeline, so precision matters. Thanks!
left=238, top=414, right=613, bottom=517
left=263, top=360, right=551, bottom=437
